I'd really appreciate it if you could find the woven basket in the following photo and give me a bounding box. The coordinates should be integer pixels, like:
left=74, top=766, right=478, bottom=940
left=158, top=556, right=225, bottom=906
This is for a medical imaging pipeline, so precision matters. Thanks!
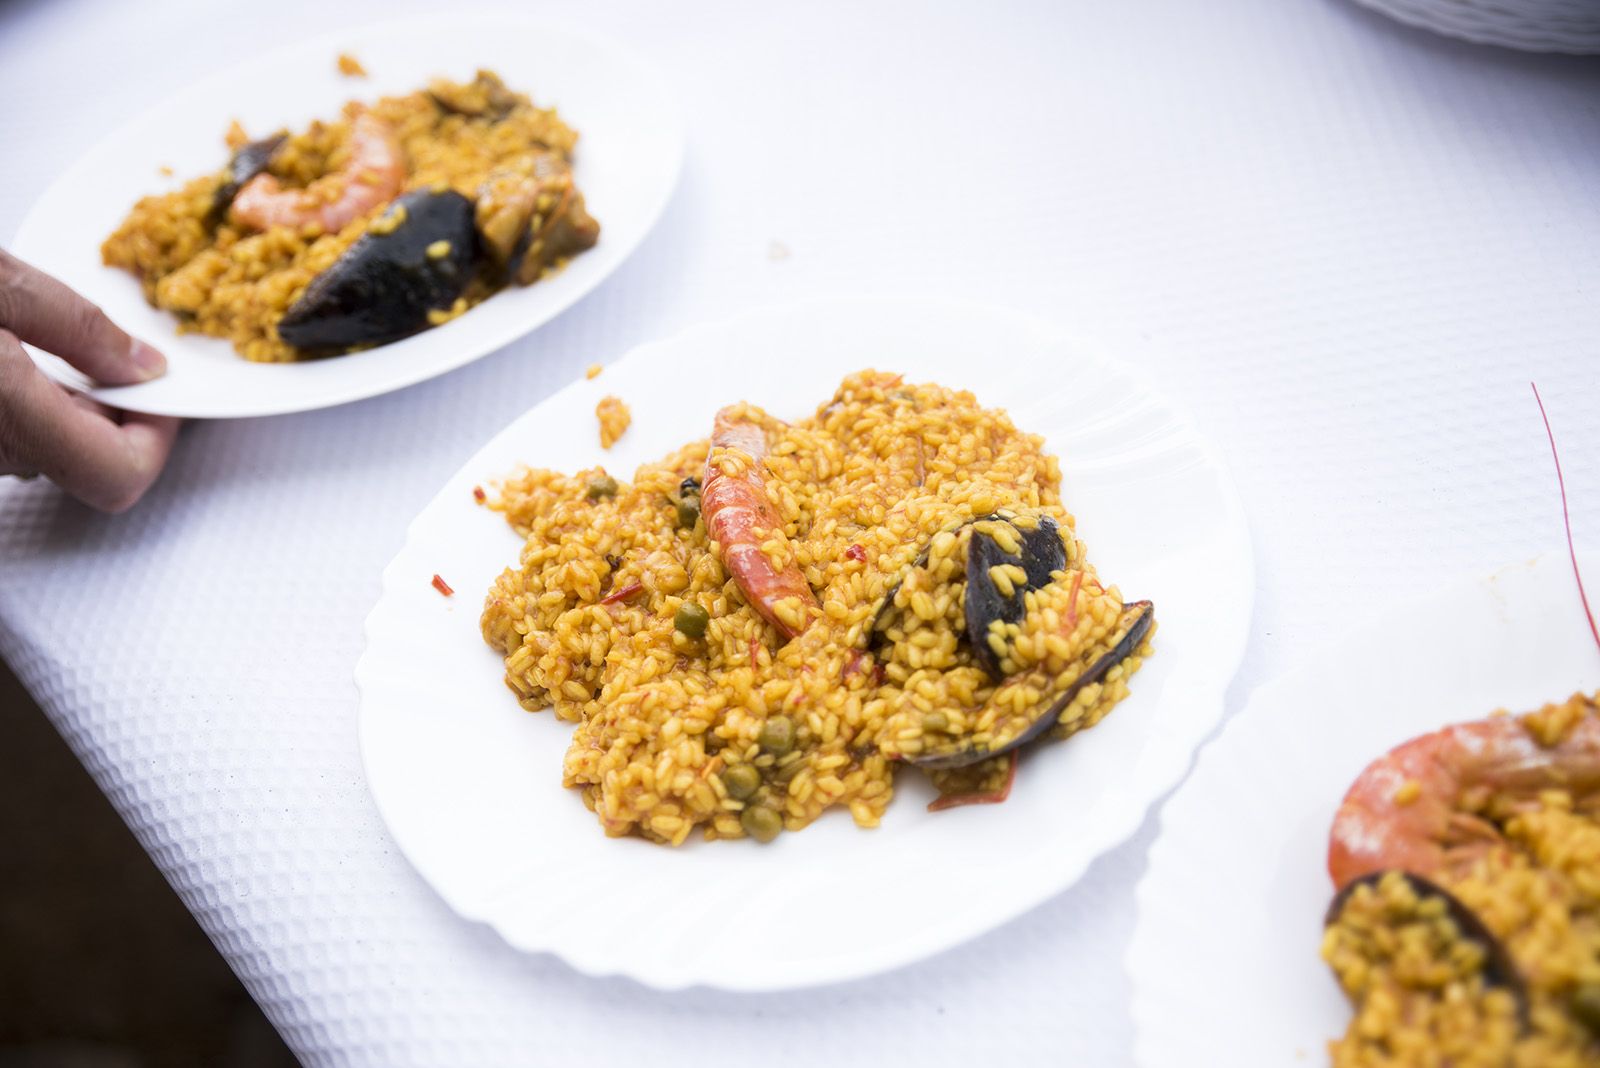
left=1351, top=0, right=1600, bottom=53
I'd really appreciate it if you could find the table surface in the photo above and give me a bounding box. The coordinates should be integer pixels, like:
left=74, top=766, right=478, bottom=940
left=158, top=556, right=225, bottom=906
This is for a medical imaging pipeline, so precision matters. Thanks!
left=2, top=1, right=1597, bottom=1065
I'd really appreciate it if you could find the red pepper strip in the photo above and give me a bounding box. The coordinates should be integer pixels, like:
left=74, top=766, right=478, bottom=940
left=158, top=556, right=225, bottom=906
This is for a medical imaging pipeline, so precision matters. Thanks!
left=600, top=581, right=643, bottom=606
left=842, top=649, right=863, bottom=680
left=845, top=543, right=867, bottom=563
left=472, top=485, right=487, bottom=503
left=431, top=574, right=454, bottom=596
left=927, top=752, right=1018, bottom=812
left=1062, top=569, right=1085, bottom=632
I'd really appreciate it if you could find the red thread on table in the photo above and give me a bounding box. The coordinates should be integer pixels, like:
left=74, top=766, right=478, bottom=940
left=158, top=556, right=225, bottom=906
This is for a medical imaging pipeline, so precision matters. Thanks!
left=431, top=574, right=454, bottom=596
left=1532, top=381, right=1600, bottom=658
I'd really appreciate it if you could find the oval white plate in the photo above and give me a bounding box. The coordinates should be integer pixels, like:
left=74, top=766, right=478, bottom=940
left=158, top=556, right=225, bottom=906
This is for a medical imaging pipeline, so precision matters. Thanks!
left=1128, top=552, right=1600, bottom=1066
left=10, top=15, right=682, bottom=418
left=356, top=297, right=1253, bottom=991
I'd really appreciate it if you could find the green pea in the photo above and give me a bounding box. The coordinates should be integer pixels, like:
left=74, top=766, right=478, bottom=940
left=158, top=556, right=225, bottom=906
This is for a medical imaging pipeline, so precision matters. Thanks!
left=921, top=710, right=949, bottom=733
left=585, top=474, right=618, bottom=500
left=674, top=601, right=710, bottom=639
left=740, top=804, right=783, bottom=843
left=721, top=763, right=761, bottom=801
left=1572, top=983, right=1600, bottom=1035
left=758, top=715, right=795, bottom=755
left=675, top=495, right=700, bottom=529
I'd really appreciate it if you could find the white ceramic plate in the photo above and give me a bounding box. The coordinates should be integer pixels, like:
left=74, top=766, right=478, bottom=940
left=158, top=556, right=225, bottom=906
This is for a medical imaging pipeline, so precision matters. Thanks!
left=1128, top=552, right=1600, bottom=1066
left=10, top=15, right=682, bottom=418
left=356, top=297, right=1253, bottom=991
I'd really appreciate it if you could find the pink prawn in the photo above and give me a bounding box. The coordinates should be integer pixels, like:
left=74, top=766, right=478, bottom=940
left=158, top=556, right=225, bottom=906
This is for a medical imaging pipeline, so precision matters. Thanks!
left=701, top=408, right=819, bottom=640
left=1328, top=694, right=1600, bottom=888
left=231, top=112, right=404, bottom=233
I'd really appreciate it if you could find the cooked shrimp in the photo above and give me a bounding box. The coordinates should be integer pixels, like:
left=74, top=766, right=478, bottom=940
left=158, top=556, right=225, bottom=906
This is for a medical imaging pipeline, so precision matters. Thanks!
left=1327, top=692, right=1600, bottom=888
left=701, top=408, right=819, bottom=640
left=230, top=113, right=404, bottom=233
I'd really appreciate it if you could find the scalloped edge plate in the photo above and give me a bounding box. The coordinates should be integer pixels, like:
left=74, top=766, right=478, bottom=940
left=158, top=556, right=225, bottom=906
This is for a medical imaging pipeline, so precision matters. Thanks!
left=1129, top=551, right=1600, bottom=1065
left=10, top=14, right=683, bottom=418
left=357, top=296, right=1253, bottom=991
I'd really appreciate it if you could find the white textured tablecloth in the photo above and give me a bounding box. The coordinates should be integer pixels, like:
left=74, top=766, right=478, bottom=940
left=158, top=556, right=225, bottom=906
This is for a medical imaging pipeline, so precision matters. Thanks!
left=3, top=2, right=1597, bottom=1065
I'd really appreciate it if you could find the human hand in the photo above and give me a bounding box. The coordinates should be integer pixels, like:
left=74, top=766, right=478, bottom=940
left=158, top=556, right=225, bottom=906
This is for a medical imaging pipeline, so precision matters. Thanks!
left=0, top=249, right=180, bottom=512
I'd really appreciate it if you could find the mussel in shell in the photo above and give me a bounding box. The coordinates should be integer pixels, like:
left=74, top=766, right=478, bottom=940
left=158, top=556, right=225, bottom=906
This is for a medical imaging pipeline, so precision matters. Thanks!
left=963, top=513, right=1068, bottom=678
left=910, top=600, right=1153, bottom=769
left=870, top=510, right=1153, bottom=770
left=1326, top=870, right=1529, bottom=1027
left=870, top=511, right=1069, bottom=658
left=276, top=189, right=479, bottom=353
left=211, top=133, right=285, bottom=220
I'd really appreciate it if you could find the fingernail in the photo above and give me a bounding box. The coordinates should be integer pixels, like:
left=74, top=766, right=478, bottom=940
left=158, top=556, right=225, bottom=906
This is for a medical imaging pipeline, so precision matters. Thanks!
left=130, top=339, right=167, bottom=380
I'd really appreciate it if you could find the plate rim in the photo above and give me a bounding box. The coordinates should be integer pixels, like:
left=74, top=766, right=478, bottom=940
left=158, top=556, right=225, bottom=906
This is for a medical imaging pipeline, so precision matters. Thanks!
left=9, top=12, right=685, bottom=419
left=355, top=294, right=1257, bottom=991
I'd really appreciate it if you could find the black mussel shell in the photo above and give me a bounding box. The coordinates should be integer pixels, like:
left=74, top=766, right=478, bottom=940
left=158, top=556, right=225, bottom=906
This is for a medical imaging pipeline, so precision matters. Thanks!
left=277, top=190, right=480, bottom=353
left=907, top=599, right=1154, bottom=770
left=1571, top=984, right=1600, bottom=1037
left=869, top=512, right=1020, bottom=647
left=1326, top=870, right=1529, bottom=1027
left=964, top=514, right=1067, bottom=679
left=210, top=134, right=285, bottom=220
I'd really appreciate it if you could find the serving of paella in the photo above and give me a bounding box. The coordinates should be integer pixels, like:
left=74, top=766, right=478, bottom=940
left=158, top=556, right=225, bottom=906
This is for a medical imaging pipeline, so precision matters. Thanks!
left=101, top=69, right=598, bottom=361
left=480, top=370, right=1155, bottom=844
left=357, top=298, right=1247, bottom=986
left=1127, top=550, right=1600, bottom=1068
left=1322, top=691, right=1600, bottom=1067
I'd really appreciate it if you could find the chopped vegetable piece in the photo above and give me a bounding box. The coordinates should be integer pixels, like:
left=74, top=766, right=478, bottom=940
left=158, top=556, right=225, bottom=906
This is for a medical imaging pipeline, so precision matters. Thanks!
left=928, top=752, right=1017, bottom=811
left=600, top=581, right=642, bottom=606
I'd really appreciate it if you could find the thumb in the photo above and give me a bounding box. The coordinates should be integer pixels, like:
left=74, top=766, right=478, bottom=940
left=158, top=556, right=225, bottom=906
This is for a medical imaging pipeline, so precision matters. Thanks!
left=0, top=248, right=166, bottom=386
